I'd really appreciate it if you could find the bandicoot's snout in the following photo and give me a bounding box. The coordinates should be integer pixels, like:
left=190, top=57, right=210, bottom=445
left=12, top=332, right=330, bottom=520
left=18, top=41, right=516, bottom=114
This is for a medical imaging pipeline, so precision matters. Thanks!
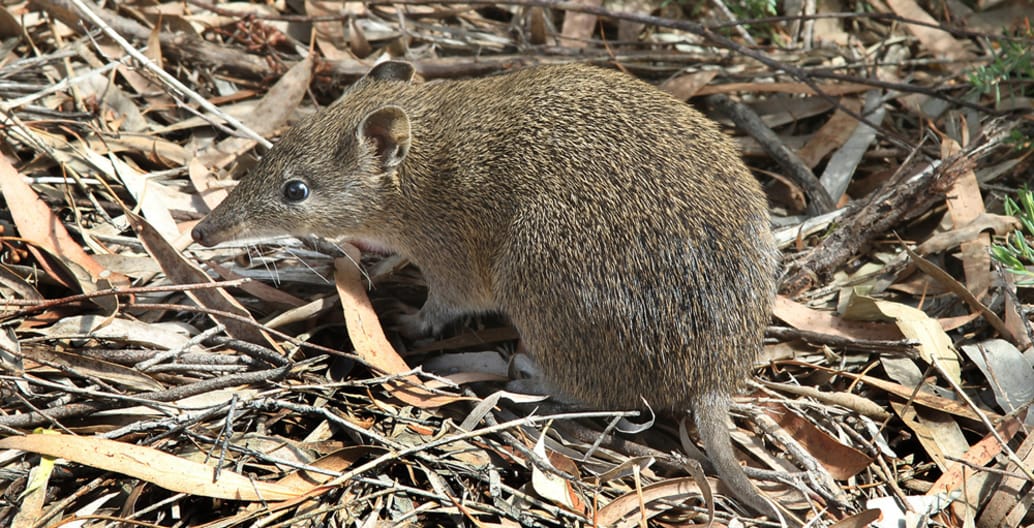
left=190, top=222, right=212, bottom=247
left=191, top=203, right=272, bottom=247
left=190, top=216, right=229, bottom=247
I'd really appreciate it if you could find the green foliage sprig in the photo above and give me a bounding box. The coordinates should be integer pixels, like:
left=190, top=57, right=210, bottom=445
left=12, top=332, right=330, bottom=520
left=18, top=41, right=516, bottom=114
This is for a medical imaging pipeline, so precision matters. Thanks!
left=967, top=26, right=1034, bottom=107
left=991, top=188, right=1034, bottom=285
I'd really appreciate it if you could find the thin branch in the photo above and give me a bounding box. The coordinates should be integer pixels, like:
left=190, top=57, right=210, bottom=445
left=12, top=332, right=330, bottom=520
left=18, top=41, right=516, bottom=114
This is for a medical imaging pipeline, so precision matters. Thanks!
left=64, top=0, right=272, bottom=147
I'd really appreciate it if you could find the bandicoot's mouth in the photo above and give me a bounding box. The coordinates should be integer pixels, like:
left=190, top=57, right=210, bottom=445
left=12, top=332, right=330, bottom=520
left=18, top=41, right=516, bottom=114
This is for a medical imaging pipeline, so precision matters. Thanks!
left=345, top=238, right=396, bottom=255
left=191, top=217, right=296, bottom=248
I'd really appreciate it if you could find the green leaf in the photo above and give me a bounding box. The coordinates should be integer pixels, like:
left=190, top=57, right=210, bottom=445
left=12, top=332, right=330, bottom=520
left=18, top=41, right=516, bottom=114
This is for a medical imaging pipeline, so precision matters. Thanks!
left=1004, top=195, right=1020, bottom=216
left=991, top=245, right=1024, bottom=270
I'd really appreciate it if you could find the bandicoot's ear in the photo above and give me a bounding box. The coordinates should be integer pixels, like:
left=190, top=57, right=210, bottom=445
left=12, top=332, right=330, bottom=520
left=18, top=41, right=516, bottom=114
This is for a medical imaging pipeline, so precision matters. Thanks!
left=358, top=105, right=411, bottom=172
left=365, top=61, right=416, bottom=83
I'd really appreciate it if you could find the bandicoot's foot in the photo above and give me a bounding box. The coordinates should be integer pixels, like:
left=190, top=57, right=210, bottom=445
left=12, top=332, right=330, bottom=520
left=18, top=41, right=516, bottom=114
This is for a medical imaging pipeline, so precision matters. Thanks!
left=394, top=311, right=432, bottom=340
left=379, top=299, right=424, bottom=339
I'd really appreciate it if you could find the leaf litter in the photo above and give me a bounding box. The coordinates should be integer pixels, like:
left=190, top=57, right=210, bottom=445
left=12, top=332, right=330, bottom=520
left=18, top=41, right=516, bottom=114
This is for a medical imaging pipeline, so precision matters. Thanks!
left=0, top=0, right=1032, bottom=526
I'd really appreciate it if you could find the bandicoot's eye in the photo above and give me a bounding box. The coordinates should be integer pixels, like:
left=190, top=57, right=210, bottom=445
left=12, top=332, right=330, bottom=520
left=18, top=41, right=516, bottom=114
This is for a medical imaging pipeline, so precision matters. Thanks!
left=282, top=180, right=310, bottom=202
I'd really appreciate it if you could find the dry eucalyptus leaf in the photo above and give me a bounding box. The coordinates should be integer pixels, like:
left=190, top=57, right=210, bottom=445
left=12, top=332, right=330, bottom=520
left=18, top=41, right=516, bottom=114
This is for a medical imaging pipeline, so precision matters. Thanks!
left=131, top=211, right=279, bottom=348
left=843, top=294, right=963, bottom=385
left=889, top=400, right=969, bottom=473
left=773, top=295, right=903, bottom=341
left=531, top=431, right=577, bottom=509
left=761, top=403, right=872, bottom=480
left=597, top=476, right=709, bottom=527
left=0, top=434, right=304, bottom=501
left=197, top=55, right=314, bottom=169
left=334, top=249, right=466, bottom=408
left=0, top=156, right=111, bottom=285
left=558, top=0, right=600, bottom=47
left=960, top=340, right=1034, bottom=424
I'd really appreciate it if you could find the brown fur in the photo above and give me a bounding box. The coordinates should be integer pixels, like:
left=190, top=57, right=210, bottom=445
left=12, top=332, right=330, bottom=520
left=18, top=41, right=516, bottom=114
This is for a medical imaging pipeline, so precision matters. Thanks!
left=192, top=62, right=780, bottom=518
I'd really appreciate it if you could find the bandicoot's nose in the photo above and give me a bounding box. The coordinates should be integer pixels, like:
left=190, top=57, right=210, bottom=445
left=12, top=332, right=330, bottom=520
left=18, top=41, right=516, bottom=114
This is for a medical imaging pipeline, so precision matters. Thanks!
left=191, top=222, right=215, bottom=247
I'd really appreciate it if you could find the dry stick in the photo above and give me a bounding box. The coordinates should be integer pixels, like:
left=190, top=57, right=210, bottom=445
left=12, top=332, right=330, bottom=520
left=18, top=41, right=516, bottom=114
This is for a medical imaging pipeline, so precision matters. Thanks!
left=313, top=410, right=633, bottom=519
left=0, top=366, right=290, bottom=429
left=943, top=455, right=1032, bottom=480
left=0, top=110, right=82, bottom=178
left=779, top=149, right=956, bottom=295
left=872, top=452, right=915, bottom=514
left=184, top=0, right=1028, bottom=45
left=705, top=93, right=835, bottom=215
left=34, top=0, right=271, bottom=79
left=765, top=326, right=919, bottom=357
left=207, top=335, right=292, bottom=367
left=368, top=0, right=1001, bottom=127
left=61, top=0, right=271, bottom=147
left=274, top=395, right=575, bottom=483
left=0, top=279, right=249, bottom=316
left=783, top=120, right=1017, bottom=293
left=183, top=0, right=1000, bottom=122
left=131, top=302, right=365, bottom=365
left=130, top=303, right=465, bottom=397
left=1, top=57, right=125, bottom=110
left=752, top=411, right=848, bottom=507
left=754, top=379, right=892, bottom=421
left=0, top=107, right=136, bottom=224
left=56, top=0, right=1006, bottom=124
left=221, top=408, right=612, bottom=524
left=709, top=12, right=1032, bottom=43
left=710, top=0, right=756, bottom=46
left=30, top=476, right=109, bottom=528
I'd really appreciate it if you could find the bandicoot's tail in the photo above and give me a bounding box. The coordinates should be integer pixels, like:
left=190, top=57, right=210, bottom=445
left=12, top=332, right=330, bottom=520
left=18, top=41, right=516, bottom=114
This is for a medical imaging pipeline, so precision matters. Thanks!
left=694, top=393, right=779, bottom=520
